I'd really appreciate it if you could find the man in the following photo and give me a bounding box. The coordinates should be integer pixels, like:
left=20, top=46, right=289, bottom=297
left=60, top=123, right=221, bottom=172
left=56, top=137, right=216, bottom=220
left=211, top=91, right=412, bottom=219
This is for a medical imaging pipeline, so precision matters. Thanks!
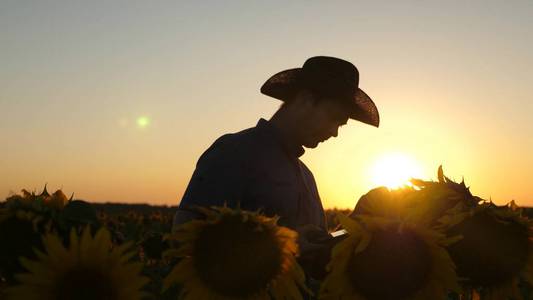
left=174, top=56, right=379, bottom=276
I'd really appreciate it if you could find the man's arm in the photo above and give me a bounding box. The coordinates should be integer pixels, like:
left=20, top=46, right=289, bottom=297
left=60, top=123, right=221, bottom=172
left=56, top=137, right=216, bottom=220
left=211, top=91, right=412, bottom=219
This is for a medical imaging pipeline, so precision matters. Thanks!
left=174, top=134, right=248, bottom=227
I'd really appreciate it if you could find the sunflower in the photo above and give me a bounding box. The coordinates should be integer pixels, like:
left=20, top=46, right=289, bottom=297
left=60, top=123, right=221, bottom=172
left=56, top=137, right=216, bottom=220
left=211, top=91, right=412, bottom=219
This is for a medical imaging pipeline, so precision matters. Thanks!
left=164, top=206, right=307, bottom=300
left=5, top=185, right=71, bottom=212
left=320, top=214, right=459, bottom=300
left=352, top=166, right=481, bottom=227
left=5, top=226, right=149, bottom=300
left=351, top=186, right=410, bottom=218
left=0, top=209, right=44, bottom=283
left=444, top=202, right=533, bottom=300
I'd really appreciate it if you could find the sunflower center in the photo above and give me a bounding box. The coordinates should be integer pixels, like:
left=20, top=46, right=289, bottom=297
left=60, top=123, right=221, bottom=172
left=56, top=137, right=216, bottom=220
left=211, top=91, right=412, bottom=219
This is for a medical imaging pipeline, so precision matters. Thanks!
left=55, top=267, right=118, bottom=300
left=193, top=215, right=283, bottom=297
left=448, top=210, right=529, bottom=286
left=347, top=226, right=432, bottom=300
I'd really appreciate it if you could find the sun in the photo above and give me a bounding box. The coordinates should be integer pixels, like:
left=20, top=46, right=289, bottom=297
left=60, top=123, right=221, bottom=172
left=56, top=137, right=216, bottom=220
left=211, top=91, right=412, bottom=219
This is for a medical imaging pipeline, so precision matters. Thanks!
left=370, top=153, right=424, bottom=189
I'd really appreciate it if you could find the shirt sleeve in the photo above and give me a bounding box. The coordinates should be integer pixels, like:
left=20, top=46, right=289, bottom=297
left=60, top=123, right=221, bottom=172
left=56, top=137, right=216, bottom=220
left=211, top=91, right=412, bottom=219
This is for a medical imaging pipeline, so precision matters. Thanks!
left=178, top=134, right=248, bottom=212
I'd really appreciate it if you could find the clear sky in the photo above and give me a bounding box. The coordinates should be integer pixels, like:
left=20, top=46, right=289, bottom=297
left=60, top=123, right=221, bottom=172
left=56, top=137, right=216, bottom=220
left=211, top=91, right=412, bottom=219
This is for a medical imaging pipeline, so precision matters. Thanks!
left=1, top=1, right=532, bottom=209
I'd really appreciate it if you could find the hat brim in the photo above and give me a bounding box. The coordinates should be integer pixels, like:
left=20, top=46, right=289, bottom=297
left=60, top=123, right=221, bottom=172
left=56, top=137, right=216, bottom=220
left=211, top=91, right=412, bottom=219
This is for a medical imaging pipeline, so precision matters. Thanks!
left=260, top=68, right=380, bottom=128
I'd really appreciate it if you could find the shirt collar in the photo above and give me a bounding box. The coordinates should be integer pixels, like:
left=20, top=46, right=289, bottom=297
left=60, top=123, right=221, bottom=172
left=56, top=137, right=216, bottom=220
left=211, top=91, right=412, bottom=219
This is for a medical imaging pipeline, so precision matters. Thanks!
left=256, top=118, right=305, bottom=158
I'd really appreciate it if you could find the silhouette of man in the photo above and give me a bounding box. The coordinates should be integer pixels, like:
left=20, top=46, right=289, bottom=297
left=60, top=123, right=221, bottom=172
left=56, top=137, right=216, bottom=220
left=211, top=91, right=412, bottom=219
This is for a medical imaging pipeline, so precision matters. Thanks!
left=174, top=56, right=379, bottom=279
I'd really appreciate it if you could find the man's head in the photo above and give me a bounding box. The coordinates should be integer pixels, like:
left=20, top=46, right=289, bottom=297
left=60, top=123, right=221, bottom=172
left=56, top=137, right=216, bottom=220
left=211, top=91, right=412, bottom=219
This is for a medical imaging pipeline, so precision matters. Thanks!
left=273, top=89, right=350, bottom=148
left=262, top=56, right=379, bottom=149
left=261, top=56, right=379, bottom=130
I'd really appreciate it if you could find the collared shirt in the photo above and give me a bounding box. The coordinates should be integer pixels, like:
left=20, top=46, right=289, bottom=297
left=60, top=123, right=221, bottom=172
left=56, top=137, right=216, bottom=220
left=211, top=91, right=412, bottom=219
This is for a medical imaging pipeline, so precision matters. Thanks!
left=175, top=118, right=326, bottom=230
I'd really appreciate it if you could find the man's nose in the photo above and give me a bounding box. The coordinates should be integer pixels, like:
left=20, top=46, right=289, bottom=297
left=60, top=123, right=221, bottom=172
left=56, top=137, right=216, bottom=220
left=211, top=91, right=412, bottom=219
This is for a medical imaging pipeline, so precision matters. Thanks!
left=330, top=126, right=338, bottom=138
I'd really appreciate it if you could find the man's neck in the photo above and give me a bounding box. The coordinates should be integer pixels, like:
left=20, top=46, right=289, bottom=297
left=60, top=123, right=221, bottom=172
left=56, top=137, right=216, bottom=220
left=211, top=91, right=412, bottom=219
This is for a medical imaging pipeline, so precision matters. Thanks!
left=269, top=109, right=303, bottom=152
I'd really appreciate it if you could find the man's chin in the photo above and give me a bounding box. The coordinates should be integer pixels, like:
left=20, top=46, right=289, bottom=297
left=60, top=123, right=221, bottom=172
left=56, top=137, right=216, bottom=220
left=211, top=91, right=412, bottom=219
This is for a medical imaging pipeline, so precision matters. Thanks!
left=303, top=141, right=320, bottom=148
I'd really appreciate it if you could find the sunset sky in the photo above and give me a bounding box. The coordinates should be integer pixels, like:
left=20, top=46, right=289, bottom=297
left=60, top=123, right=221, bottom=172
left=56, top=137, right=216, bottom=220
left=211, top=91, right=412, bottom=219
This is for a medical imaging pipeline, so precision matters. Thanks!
left=1, top=1, right=532, bottom=209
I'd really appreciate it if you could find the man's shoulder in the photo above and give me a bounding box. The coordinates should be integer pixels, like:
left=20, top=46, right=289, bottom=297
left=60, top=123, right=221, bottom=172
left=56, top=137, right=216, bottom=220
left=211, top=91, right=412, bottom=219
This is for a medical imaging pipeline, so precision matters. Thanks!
left=210, top=126, right=259, bottom=152
left=214, top=126, right=257, bottom=145
left=198, top=124, right=262, bottom=164
left=212, top=120, right=268, bottom=154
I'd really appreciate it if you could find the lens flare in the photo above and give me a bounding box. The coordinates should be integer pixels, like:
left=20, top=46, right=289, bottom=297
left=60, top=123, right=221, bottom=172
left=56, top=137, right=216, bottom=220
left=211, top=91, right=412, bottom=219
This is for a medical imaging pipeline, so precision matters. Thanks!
left=136, top=116, right=150, bottom=129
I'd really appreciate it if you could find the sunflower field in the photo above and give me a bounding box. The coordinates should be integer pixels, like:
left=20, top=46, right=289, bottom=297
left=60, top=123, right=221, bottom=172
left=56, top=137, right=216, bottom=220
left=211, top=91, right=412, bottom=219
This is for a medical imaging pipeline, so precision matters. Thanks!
left=1, top=167, right=532, bottom=300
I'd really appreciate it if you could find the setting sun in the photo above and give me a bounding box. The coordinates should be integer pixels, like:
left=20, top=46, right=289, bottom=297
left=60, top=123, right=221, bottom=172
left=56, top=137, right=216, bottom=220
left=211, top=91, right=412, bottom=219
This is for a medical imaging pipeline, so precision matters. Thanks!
left=370, top=153, right=425, bottom=189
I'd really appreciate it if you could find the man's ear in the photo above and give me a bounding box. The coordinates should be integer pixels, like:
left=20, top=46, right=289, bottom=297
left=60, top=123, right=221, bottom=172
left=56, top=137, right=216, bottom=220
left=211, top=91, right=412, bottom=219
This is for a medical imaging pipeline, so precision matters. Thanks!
left=294, top=89, right=318, bottom=107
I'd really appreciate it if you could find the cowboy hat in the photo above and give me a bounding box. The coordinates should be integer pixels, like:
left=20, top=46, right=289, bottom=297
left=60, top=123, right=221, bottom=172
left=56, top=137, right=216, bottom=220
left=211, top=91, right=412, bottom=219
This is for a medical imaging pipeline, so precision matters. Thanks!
left=260, top=56, right=379, bottom=127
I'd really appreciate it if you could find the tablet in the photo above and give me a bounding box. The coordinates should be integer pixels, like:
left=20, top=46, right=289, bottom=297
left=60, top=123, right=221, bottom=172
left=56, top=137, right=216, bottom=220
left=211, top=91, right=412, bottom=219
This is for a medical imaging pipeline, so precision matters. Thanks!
left=330, top=229, right=348, bottom=238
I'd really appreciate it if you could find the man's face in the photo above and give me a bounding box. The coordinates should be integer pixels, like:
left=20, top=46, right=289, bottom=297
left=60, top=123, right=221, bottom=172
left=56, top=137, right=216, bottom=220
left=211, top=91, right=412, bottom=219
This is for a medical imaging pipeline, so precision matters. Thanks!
left=300, top=99, right=349, bottom=148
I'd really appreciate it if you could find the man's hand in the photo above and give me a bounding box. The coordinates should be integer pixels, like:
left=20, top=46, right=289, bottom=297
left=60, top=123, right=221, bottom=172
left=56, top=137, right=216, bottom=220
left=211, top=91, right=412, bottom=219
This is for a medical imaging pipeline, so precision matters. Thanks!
left=295, top=224, right=335, bottom=280
left=294, top=224, right=331, bottom=257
